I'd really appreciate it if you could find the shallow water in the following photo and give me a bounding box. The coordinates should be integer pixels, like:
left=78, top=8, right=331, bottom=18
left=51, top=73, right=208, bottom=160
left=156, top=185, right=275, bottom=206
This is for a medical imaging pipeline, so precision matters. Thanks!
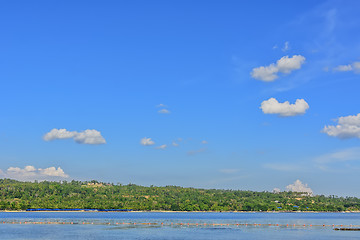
left=0, top=212, right=359, bottom=239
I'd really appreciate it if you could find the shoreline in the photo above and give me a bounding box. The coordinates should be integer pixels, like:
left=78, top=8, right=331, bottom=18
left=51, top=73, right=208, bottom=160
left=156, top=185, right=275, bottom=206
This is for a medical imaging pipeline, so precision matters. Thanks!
left=1, top=210, right=360, bottom=213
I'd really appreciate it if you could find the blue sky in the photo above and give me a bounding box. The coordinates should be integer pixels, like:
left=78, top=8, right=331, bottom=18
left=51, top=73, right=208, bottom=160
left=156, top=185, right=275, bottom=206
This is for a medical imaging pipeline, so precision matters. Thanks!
left=1, top=0, right=360, bottom=197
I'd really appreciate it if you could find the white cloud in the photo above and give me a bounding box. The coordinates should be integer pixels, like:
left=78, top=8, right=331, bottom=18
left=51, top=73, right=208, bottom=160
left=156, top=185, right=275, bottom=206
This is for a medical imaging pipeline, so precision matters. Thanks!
left=333, top=64, right=352, bottom=72
left=251, top=55, right=305, bottom=81
left=140, top=137, right=155, bottom=146
left=38, top=167, right=68, bottom=177
left=315, top=147, right=360, bottom=164
left=1, top=165, right=69, bottom=181
left=282, top=41, right=290, bottom=52
left=333, top=62, right=360, bottom=73
left=260, top=98, right=309, bottom=117
left=43, top=129, right=76, bottom=141
left=172, top=141, right=179, bottom=147
left=43, top=128, right=106, bottom=144
left=155, top=144, right=167, bottom=150
left=286, top=179, right=313, bottom=195
left=158, top=109, right=170, bottom=114
left=322, top=113, right=360, bottom=139
left=73, top=129, right=106, bottom=144
left=201, top=140, right=208, bottom=144
left=156, top=104, right=167, bottom=108
left=251, top=64, right=279, bottom=81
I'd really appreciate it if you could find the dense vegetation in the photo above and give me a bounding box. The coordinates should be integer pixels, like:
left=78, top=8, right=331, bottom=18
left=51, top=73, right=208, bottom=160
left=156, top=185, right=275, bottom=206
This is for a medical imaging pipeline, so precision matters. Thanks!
left=0, top=179, right=359, bottom=212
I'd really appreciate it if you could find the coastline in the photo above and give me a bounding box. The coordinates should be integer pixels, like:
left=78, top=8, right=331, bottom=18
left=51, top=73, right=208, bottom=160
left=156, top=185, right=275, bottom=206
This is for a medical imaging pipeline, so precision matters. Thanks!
left=1, top=210, right=360, bottom=213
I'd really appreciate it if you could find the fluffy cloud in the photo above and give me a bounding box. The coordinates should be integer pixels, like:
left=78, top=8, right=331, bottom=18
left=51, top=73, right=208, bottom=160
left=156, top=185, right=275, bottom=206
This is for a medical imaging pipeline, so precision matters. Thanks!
left=260, top=98, right=309, bottom=117
left=43, top=128, right=106, bottom=144
left=140, top=137, right=155, bottom=146
left=251, top=55, right=305, bottom=81
left=333, top=62, right=360, bottom=73
left=73, top=129, right=106, bottom=144
left=43, top=129, right=76, bottom=140
left=322, top=113, right=360, bottom=139
left=155, top=144, right=167, bottom=149
left=158, top=109, right=170, bottom=114
left=286, top=179, right=313, bottom=195
left=1, top=166, right=69, bottom=181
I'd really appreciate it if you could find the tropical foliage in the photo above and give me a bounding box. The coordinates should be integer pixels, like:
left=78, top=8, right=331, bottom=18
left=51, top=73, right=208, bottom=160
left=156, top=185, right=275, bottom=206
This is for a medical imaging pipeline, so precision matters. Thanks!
left=0, top=179, right=359, bottom=212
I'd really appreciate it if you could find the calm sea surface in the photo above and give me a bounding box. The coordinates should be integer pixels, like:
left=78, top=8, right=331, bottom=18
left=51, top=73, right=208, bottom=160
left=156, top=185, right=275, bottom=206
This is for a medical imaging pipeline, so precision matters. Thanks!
left=0, top=212, right=359, bottom=239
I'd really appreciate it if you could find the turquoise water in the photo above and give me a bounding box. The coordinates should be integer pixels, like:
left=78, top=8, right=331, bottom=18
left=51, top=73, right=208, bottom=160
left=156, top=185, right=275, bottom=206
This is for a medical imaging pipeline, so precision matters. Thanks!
left=0, top=212, right=359, bottom=239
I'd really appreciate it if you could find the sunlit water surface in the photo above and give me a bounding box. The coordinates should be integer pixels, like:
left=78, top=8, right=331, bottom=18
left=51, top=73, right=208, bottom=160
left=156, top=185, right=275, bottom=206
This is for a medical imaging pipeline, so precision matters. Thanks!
left=0, top=212, right=359, bottom=239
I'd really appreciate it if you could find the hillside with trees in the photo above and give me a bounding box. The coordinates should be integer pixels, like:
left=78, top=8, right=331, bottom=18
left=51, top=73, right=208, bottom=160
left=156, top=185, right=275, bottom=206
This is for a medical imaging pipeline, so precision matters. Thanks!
left=0, top=179, right=359, bottom=212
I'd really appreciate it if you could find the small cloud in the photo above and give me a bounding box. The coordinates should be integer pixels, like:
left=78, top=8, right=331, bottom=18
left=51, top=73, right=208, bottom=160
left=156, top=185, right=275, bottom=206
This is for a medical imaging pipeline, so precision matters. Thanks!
left=140, top=137, right=155, bottom=146
left=251, top=55, right=305, bottom=82
left=73, top=129, right=106, bottom=144
left=322, top=113, right=360, bottom=139
left=172, top=141, right=179, bottom=147
left=158, top=109, right=170, bottom=114
left=272, top=45, right=278, bottom=49
left=156, top=104, right=167, bottom=108
left=286, top=179, right=313, bottom=195
left=333, top=64, right=352, bottom=72
left=333, top=62, right=360, bottom=73
left=155, top=144, right=167, bottom=150
left=201, top=140, right=208, bottom=144
left=43, top=128, right=106, bottom=145
left=282, top=41, right=290, bottom=52
left=219, top=169, right=240, bottom=174
left=260, top=98, right=309, bottom=117
left=187, top=148, right=206, bottom=156
left=1, top=165, right=69, bottom=181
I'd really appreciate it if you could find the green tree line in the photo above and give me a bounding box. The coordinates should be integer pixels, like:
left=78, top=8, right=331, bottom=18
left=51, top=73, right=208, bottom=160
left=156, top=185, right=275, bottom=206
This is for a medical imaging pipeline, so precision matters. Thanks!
left=0, top=179, right=359, bottom=212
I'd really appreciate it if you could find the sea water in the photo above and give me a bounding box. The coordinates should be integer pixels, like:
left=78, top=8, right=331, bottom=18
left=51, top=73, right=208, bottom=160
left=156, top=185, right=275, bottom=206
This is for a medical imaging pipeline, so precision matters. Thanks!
left=0, top=212, right=359, bottom=239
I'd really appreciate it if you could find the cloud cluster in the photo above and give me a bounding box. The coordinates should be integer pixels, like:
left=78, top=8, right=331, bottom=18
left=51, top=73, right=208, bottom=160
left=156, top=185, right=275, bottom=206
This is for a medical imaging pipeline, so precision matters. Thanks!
left=43, top=129, right=106, bottom=144
left=322, top=113, right=360, bottom=139
left=140, top=137, right=155, bottom=146
left=333, top=62, right=360, bottom=73
left=260, top=98, right=309, bottom=117
left=285, top=179, right=313, bottom=195
left=251, top=55, right=306, bottom=81
left=1, top=166, right=69, bottom=181
left=156, top=104, right=171, bottom=114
